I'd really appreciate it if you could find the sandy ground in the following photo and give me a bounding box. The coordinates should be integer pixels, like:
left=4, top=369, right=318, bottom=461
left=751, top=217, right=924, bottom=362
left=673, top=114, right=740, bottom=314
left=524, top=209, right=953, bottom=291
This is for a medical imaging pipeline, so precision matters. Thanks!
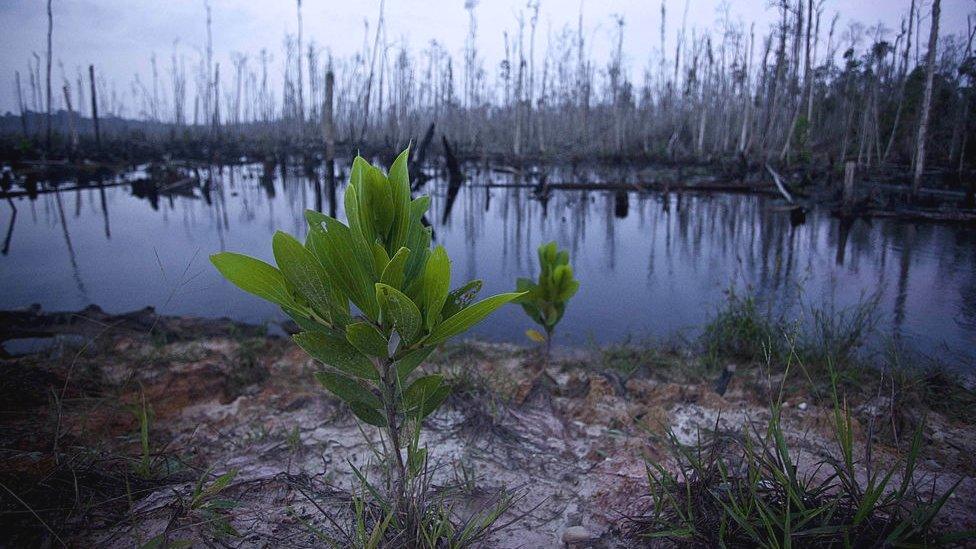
left=1, top=308, right=974, bottom=547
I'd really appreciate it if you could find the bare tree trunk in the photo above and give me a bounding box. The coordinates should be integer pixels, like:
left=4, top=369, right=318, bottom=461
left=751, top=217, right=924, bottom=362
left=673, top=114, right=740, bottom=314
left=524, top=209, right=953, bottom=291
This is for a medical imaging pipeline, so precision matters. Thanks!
left=913, top=0, right=940, bottom=194
left=843, top=161, right=856, bottom=209
left=952, top=18, right=976, bottom=172
left=322, top=70, right=335, bottom=165
left=15, top=71, right=28, bottom=138
left=762, top=2, right=789, bottom=155
left=205, top=1, right=213, bottom=128
left=780, top=0, right=808, bottom=162
left=62, top=85, right=78, bottom=155
left=296, top=0, right=304, bottom=139
left=513, top=12, right=525, bottom=157
left=212, top=63, right=221, bottom=141
left=45, top=0, right=53, bottom=151
left=89, top=64, right=101, bottom=151
left=884, top=0, right=915, bottom=164
left=526, top=1, right=539, bottom=152
left=738, top=25, right=755, bottom=154
left=805, top=1, right=822, bottom=122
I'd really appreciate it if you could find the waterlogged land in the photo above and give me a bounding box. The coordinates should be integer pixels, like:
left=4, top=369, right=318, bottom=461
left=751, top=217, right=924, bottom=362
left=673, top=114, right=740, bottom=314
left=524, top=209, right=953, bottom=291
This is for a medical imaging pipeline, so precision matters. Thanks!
left=2, top=161, right=976, bottom=364
left=0, top=308, right=974, bottom=547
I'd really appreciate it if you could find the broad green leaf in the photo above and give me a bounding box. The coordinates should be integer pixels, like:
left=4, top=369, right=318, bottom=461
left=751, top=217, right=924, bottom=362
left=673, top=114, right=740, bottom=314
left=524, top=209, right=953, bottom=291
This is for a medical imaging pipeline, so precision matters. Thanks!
left=346, top=158, right=373, bottom=239
left=315, top=371, right=386, bottom=426
left=427, top=292, right=524, bottom=346
left=306, top=217, right=378, bottom=318
left=304, top=209, right=329, bottom=230
left=210, top=252, right=299, bottom=310
left=395, top=346, right=436, bottom=380
left=403, top=197, right=431, bottom=281
left=403, top=375, right=450, bottom=419
left=364, top=165, right=394, bottom=240
left=346, top=322, right=389, bottom=358
left=348, top=401, right=388, bottom=427
left=375, top=283, right=422, bottom=343
left=380, top=247, right=410, bottom=290
left=342, top=181, right=379, bottom=281
left=409, top=195, right=430, bottom=220
left=273, top=231, right=341, bottom=323
left=404, top=226, right=432, bottom=285
left=422, top=246, right=451, bottom=330
left=314, top=371, right=382, bottom=410
left=559, top=279, right=581, bottom=302
left=441, top=279, right=483, bottom=318
left=293, top=331, right=379, bottom=380
left=303, top=219, right=350, bottom=315
left=387, top=147, right=412, bottom=252
left=372, top=241, right=391, bottom=274
left=515, top=277, right=539, bottom=299
left=284, top=306, right=351, bottom=338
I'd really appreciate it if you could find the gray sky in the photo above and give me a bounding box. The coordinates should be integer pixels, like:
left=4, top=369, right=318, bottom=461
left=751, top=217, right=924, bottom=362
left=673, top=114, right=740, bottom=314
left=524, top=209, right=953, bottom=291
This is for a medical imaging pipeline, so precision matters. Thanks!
left=1, top=0, right=973, bottom=116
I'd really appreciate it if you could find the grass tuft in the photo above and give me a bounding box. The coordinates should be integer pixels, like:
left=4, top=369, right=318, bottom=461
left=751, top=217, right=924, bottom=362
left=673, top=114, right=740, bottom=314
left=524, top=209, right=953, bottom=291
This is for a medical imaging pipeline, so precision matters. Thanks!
left=624, top=358, right=972, bottom=547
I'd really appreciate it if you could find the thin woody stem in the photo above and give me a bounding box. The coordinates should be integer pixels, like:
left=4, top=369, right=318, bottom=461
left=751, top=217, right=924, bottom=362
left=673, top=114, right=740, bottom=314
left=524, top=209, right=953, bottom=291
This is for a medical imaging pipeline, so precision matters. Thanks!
left=381, top=357, right=408, bottom=521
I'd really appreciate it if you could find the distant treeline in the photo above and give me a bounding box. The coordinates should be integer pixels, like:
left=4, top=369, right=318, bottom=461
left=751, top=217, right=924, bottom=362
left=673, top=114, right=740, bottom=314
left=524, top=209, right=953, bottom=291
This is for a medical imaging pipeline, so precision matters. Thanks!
left=4, top=1, right=975, bottom=185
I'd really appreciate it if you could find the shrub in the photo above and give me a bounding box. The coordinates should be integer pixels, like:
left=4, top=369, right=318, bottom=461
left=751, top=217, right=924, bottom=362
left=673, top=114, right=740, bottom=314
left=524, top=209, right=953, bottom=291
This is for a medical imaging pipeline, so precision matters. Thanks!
left=516, top=241, right=579, bottom=361
left=210, top=149, right=522, bottom=528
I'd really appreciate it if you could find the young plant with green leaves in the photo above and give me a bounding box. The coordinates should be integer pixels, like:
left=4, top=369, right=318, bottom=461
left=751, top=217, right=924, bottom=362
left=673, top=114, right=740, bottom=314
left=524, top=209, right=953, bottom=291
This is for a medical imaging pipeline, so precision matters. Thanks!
left=209, top=149, right=522, bottom=524
left=516, top=241, right=579, bottom=359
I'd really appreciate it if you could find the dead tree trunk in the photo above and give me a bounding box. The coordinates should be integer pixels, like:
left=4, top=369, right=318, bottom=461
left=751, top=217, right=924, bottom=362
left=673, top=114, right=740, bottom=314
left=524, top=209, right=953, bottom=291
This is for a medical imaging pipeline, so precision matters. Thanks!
left=212, top=63, right=221, bottom=142
left=913, top=0, right=940, bottom=194
left=15, top=71, right=28, bottom=138
left=410, top=122, right=435, bottom=179
left=843, top=161, right=856, bottom=209
left=296, top=0, right=304, bottom=139
left=62, top=85, right=78, bottom=156
left=322, top=69, right=336, bottom=216
left=442, top=134, right=462, bottom=183
left=322, top=70, right=335, bottom=166
left=89, top=64, right=101, bottom=151
left=884, top=0, right=915, bottom=163
left=45, top=0, right=53, bottom=151
left=738, top=24, right=755, bottom=155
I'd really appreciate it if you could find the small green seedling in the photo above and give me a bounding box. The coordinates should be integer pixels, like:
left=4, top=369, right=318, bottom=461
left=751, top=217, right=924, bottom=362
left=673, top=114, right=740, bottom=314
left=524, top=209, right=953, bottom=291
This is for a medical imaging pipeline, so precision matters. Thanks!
left=516, top=241, right=579, bottom=360
left=210, top=149, right=522, bottom=520
left=188, top=468, right=240, bottom=539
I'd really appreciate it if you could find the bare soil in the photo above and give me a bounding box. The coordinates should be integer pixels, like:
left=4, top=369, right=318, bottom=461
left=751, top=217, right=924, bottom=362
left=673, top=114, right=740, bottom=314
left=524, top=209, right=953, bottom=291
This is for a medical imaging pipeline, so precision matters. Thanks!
left=1, top=307, right=974, bottom=547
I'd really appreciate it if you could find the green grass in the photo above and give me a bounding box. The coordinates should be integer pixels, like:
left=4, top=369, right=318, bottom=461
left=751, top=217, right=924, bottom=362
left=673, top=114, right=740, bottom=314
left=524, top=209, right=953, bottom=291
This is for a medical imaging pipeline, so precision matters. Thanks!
left=701, top=288, right=784, bottom=367
left=700, top=286, right=880, bottom=374
left=625, top=362, right=973, bottom=547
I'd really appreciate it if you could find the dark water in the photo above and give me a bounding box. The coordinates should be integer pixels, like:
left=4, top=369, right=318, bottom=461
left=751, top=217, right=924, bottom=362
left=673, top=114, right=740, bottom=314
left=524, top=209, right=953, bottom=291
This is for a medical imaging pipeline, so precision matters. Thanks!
left=2, top=163, right=975, bottom=365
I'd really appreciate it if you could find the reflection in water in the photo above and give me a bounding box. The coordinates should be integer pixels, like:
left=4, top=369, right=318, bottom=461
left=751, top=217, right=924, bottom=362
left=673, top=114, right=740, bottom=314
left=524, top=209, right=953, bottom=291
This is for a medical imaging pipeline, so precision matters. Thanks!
left=614, top=190, right=629, bottom=219
left=894, top=225, right=915, bottom=335
left=53, top=188, right=87, bottom=300
left=1, top=162, right=975, bottom=366
left=97, top=180, right=111, bottom=239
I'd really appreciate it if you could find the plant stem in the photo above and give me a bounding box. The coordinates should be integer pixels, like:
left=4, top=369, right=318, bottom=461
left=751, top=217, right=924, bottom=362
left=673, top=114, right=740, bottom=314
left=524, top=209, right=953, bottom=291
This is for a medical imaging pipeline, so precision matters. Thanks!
left=543, top=328, right=553, bottom=370
left=381, top=357, right=408, bottom=522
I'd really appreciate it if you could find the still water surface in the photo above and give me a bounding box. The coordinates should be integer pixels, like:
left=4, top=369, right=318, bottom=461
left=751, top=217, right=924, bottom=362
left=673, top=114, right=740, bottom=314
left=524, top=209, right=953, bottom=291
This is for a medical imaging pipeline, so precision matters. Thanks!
left=1, top=163, right=974, bottom=364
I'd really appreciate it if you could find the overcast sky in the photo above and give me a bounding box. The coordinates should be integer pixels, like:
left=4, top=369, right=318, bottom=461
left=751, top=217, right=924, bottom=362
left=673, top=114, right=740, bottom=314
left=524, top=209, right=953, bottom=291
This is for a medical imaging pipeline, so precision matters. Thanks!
left=0, top=0, right=973, bottom=115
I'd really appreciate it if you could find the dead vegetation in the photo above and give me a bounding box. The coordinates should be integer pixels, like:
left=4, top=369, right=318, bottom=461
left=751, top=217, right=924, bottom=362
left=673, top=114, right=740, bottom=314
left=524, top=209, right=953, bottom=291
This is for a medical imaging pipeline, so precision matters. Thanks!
left=4, top=1, right=976, bottom=204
